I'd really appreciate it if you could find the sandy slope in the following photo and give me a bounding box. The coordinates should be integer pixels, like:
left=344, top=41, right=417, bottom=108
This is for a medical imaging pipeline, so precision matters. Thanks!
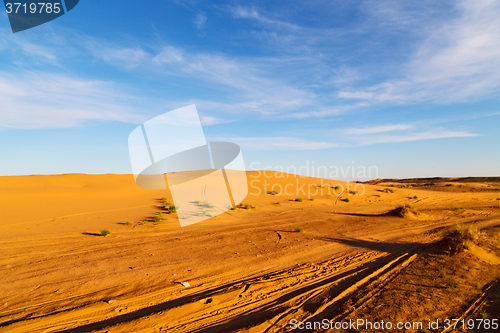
left=0, top=172, right=499, bottom=332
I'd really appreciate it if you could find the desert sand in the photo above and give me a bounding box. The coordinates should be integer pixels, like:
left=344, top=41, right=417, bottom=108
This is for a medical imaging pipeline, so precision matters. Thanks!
left=1, top=172, right=500, bottom=332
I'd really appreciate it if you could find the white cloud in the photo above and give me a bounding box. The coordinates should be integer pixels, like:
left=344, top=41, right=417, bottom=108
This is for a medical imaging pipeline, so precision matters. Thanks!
left=338, top=0, right=500, bottom=103
left=200, top=115, right=232, bottom=126
left=224, top=137, right=339, bottom=150
left=0, top=71, right=145, bottom=129
left=153, top=46, right=183, bottom=64
left=344, top=124, right=414, bottom=135
left=359, top=130, right=479, bottom=145
left=193, top=12, right=207, bottom=30
left=229, top=6, right=300, bottom=30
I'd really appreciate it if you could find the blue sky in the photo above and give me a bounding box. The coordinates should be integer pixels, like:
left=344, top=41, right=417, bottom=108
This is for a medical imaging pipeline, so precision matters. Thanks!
left=0, top=0, right=499, bottom=179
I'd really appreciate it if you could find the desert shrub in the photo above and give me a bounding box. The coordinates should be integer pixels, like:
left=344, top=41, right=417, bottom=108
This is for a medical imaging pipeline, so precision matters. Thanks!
left=384, top=188, right=395, bottom=194
left=294, top=226, right=303, bottom=232
left=154, top=212, right=164, bottom=222
left=100, top=229, right=111, bottom=236
left=269, top=190, right=279, bottom=195
left=169, top=205, right=178, bottom=213
left=139, top=220, right=147, bottom=225
left=342, top=198, right=350, bottom=203
left=201, top=201, right=215, bottom=208
left=334, top=185, right=340, bottom=190
left=295, top=198, right=303, bottom=202
left=413, top=195, right=418, bottom=199
left=230, top=206, right=236, bottom=210
left=388, top=203, right=419, bottom=218
left=310, top=198, right=315, bottom=201
left=124, top=221, right=130, bottom=225
left=440, top=223, right=481, bottom=253
left=243, top=203, right=251, bottom=209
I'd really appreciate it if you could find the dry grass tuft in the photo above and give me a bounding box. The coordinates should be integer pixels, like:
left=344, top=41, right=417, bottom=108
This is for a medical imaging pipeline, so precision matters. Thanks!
left=387, top=203, right=419, bottom=218
left=439, top=223, right=481, bottom=253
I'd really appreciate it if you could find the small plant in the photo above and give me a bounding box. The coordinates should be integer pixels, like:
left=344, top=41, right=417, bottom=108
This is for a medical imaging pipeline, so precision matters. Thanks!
left=413, top=195, right=418, bottom=199
left=310, top=198, right=315, bottom=201
left=352, top=190, right=359, bottom=195
left=124, top=221, right=130, bottom=225
left=201, top=201, right=215, bottom=208
left=388, top=203, right=419, bottom=218
left=139, top=220, right=147, bottom=225
left=384, top=188, right=395, bottom=194
left=100, top=229, right=111, bottom=236
left=497, top=198, right=500, bottom=200
left=481, top=310, right=491, bottom=319
left=230, top=206, right=236, bottom=210
left=444, top=280, right=457, bottom=289
left=440, top=223, right=481, bottom=253
left=154, top=212, right=164, bottom=222
left=243, top=203, right=251, bottom=209
left=295, top=198, right=303, bottom=202
left=160, top=197, right=170, bottom=205
left=269, top=190, right=279, bottom=195
left=169, top=205, right=178, bottom=213
left=294, top=226, right=303, bottom=232
left=374, top=194, right=381, bottom=197
left=334, top=185, right=340, bottom=190
left=342, top=198, right=350, bottom=203
left=275, top=202, right=281, bottom=205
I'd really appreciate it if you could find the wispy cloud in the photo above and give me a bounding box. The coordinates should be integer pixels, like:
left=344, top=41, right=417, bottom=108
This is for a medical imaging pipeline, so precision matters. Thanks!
left=225, top=137, right=339, bottom=151
left=358, top=129, right=479, bottom=145
left=344, top=124, right=414, bottom=135
left=338, top=0, right=500, bottom=104
left=0, top=71, right=146, bottom=129
left=193, top=12, right=207, bottom=30
left=228, top=6, right=300, bottom=31
left=200, top=115, right=232, bottom=126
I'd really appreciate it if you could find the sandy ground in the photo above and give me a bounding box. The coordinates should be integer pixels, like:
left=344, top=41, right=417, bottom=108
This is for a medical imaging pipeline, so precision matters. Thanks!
left=0, top=172, right=499, bottom=332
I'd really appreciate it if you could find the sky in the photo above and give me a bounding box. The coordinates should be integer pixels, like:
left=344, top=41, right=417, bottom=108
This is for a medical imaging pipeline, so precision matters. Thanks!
left=0, top=0, right=499, bottom=180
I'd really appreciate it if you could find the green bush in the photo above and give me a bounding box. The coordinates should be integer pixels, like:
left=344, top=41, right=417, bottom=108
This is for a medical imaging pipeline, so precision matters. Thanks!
left=294, top=226, right=303, bottom=232
left=343, top=198, right=350, bottom=203
left=169, top=205, right=178, bottom=213
left=100, top=229, right=111, bottom=236
left=295, top=198, right=303, bottom=202
left=384, top=188, right=395, bottom=193
left=154, top=212, right=164, bottom=222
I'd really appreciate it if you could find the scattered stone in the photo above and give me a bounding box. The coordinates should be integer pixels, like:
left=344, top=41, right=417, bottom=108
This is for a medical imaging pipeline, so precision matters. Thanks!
left=180, top=281, right=191, bottom=288
left=107, top=300, right=119, bottom=304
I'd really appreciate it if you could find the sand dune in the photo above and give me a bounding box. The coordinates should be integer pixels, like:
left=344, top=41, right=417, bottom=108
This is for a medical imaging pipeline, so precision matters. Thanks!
left=1, top=172, right=499, bottom=332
